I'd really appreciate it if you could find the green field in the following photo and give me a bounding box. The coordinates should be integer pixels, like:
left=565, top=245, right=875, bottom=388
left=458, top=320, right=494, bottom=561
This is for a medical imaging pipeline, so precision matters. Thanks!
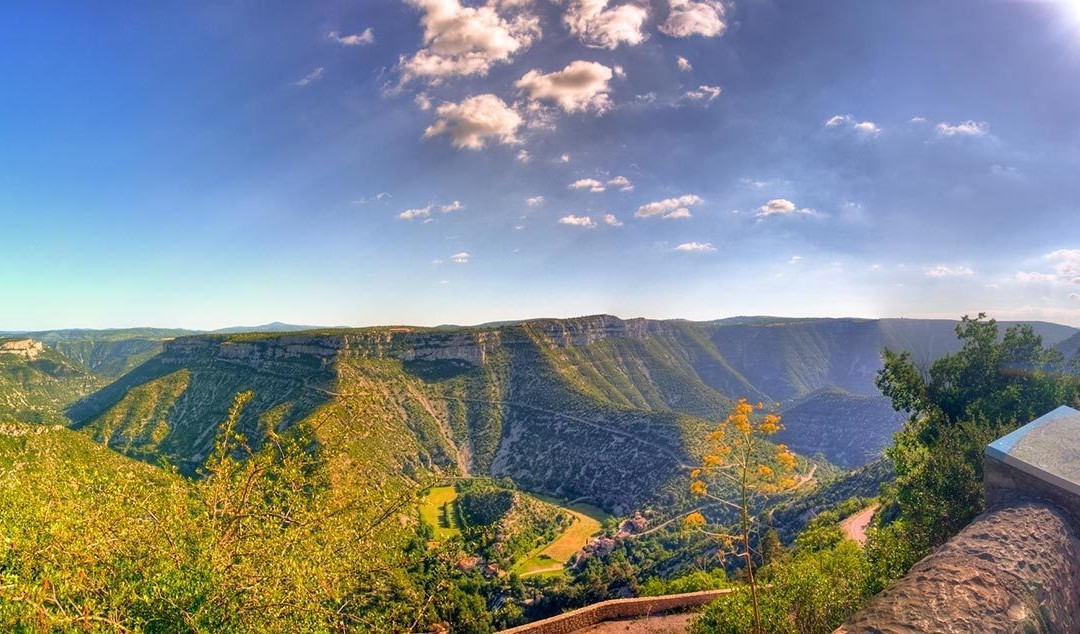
left=420, top=485, right=461, bottom=540
left=512, top=497, right=611, bottom=577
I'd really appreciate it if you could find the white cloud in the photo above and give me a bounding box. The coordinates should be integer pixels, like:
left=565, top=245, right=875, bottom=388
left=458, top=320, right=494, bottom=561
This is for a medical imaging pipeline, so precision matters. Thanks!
left=559, top=214, right=597, bottom=227
left=854, top=121, right=881, bottom=135
left=924, top=265, right=974, bottom=278
left=683, top=84, right=722, bottom=102
left=526, top=195, right=545, bottom=206
left=293, top=67, right=324, bottom=87
left=351, top=192, right=392, bottom=205
left=1015, top=271, right=1058, bottom=284
left=450, top=252, right=471, bottom=263
left=825, top=114, right=880, bottom=135
left=936, top=120, right=988, bottom=137
left=440, top=200, right=465, bottom=213
left=515, top=149, right=532, bottom=163
left=677, top=56, right=692, bottom=71
left=660, top=0, right=726, bottom=38
left=415, top=93, right=433, bottom=110
left=1048, top=249, right=1080, bottom=284
left=602, top=213, right=624, bottom=226
left=675, top=241, right=715, bottom=252
left=557, top=153, right=572, bottom=163
left=1071, top=293, right=1080, bottom=301
left=607, top=175, right=633, bottom=192
left=400, top=0, right=540, bottom=83
left=636, top=194, right=702, bottom=219
left=516, top=60, right=615, bottom=113
left=910, top=116, right=928, bottom=124
left=789, top=255, right=802, bottom=264
left=570, top=178, right=606, bottom=192
left=400, top=205, right=433, bottom=220
left=756, top=199, right=813, bottom=217
left=564, top=0, right=649, bottom=50
left=327, top=28, right=375, bottom=46
left=424, top=94, right=523, bottom=149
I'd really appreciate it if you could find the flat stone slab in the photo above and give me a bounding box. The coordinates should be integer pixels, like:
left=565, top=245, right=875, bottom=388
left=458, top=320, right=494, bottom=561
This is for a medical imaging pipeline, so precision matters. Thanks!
left=986, top=405, right=1080, bottom=498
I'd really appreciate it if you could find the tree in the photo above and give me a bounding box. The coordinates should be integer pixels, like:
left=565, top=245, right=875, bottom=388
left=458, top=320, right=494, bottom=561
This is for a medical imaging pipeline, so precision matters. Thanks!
left=877, top=314, right=1080, bottom=551
left=686, top=398, right=798, bottom=633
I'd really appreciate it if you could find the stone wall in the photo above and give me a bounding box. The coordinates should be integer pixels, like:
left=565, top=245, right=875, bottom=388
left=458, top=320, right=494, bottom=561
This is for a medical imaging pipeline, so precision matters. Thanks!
left=497, top=589, right=730, bottom=634
left=836, top=406, right=1080, bottom=633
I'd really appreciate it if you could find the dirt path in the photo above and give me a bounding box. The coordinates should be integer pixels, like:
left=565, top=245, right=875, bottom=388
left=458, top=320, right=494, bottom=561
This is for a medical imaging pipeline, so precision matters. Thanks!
left=840, top=503, right=880, bottom=546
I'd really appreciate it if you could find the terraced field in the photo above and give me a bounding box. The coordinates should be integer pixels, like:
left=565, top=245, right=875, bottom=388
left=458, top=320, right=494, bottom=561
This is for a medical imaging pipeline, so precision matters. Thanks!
left=513, top=498, right=611, bottom=577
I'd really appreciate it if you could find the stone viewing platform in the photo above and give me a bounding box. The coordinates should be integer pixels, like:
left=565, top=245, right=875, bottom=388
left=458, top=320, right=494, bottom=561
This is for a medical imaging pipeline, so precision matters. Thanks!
left=836, top=405, right=1080, bottom=633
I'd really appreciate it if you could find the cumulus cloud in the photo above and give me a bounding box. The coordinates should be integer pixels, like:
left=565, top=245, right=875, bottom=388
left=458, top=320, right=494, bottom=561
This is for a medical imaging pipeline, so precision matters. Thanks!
left=559, top=214, right=597, bottom=227
left=564, top=0, right=649, bottom=49
left=516, top=60, right=615, bottom=113
left=400, top=205, right=433, bottom=220
left=450, top=252, right=471, bottom=263
left=936, top=120, right=988, bottom=137
left=415, top=93, right=433, bottom=110
left=924, top=265, right=974, bottom=278
left=825, top=114, right=880, bottom=135
left=515, top=149, right=532, bottom=163
left=400, top=0, right=540, bottom=83
left=602, top=213, right=624, bottom=226
left=327, top=28, right=374, bottom=46
left=675, top=241, right=715, bottom=252
left=756, top=199, right=813, bottom=217
left=293, top=67, right=324, bottom=87
left=424, top=94, right=523, bottom=149
left=1015, top=271, right=1058, bottom=284
left=558, top=153, right=572, bottom=163
left=636, top=194, right=702, bottom=219
left=351, top=192, right=392, bottom=205
left=607, top=175, right=633, bottom=191
left=570, top=178, right=606, bottom=192
left=440, top=200, right=465, bottom=212
left=683, top=84, right=722, bottom=102
left=526, top=195, right=545, bottom=206
left=677, top=56, right=692, bottom=71
left=1048, top=249, right=1080, bottom=284
left=789, top=255, right=802, bottom=264
left=660, top=0, right=726, bottom=38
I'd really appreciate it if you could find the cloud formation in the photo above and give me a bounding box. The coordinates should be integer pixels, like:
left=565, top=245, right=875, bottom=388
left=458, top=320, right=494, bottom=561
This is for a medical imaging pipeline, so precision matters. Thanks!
left=569, top=178, right=606, bottom=192
left=756, top=199, right=813, bottom=217
left=684, top=85, right=722, bottom=102
left=327, top=28, right=374, bottom=46
left=400, top=0, right=540, bottom=82
left=559, top=214, right=597, bottom=227
left=660, top=0, right=726, bottom=38
left=677, top=56, right=692, bottom=71
left=924, top=265, right=974, bottom=278
left=450, top=252, right=471, bottom=263
left=564, top=0, right=649, bottom=49
left=424, top=94, right=523, bottom=149
left=399, top=205, right=433, bottom=220
left=293, top=67, right=324, bottom=87
left=607, top=175, right=634, bottom=191
left=636, top=194, right=702, bottom=219
left=440, top=200, right=465, bottom=212
left=675, top=241, right=715, bottom=252
left=516, top=61, right=615, bottom=113
left=602, top=213, right=624, bottom=226
left=936, top=120, right=988, bottom=137
left=825, top=114, right=880, bottom=135
left=526, top=195, right=545, bottom=206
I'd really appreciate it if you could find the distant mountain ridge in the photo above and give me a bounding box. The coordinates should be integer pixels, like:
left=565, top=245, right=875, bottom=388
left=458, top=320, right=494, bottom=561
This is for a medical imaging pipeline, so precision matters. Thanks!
left=62, top=314, right=1079, bottom=511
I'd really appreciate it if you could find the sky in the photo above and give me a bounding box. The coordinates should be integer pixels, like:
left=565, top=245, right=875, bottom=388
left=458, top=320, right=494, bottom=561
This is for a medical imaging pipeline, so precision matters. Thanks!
left=2, top=0, right=1080, bottom=330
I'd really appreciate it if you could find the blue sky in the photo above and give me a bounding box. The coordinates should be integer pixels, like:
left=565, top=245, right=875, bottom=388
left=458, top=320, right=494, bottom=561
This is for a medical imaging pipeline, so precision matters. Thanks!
left=2, top=0, right=1080, bottom=330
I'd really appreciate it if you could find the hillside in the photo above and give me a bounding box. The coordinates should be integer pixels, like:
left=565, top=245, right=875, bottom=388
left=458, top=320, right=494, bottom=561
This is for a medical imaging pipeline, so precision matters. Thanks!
left=0, top=338, right=104, bottom=424
left=63, top=315, right=1077, bottom=514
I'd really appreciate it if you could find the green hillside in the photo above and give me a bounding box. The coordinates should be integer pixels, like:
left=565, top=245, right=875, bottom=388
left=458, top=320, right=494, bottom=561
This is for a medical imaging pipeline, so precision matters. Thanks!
left=0, top=338, right=104, bottom=424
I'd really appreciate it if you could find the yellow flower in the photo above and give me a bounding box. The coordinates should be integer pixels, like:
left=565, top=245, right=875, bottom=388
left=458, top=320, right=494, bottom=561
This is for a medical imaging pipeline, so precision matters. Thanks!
left=684, top=512, right=706, bottom=528
left=690, top=480, right=708, bottom=496
left=757, top=465, right=774, bottom=478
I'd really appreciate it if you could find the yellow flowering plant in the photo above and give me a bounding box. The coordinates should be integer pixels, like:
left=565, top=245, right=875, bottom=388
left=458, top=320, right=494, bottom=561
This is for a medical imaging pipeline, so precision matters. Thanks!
left=684, top=398, right=802, bottom=634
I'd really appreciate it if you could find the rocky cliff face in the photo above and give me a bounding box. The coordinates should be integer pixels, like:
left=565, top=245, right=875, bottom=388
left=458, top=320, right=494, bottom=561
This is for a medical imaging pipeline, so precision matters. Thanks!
left=0, top=339, right=45, bottom=359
